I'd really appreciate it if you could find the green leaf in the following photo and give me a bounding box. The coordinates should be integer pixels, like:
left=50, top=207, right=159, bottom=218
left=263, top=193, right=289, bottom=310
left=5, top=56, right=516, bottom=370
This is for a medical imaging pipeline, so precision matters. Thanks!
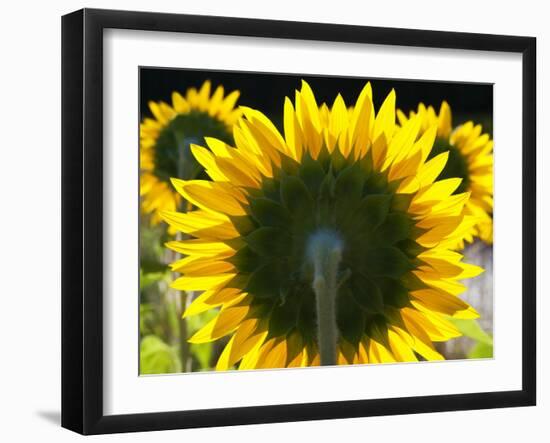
left=139, top=269, right=167, bottom=290
left=396, top=239, right=425, bottom=258
left=335, top=164, right=365, bottom=202
left=468, top=341, right=494, bottom=359
left=280, top=175, right=314, bottom=216
left=165, top=298, right=180, bottom=339
left=377, top=278, right=411, bottom=309
left=245, top=262, right=283, bottom=299
left=317, top=172, right=335, bottom=221
left=139, top=224, right=167, bottom=272
left=139, top=303, right=156, bottom=337
left=391, top=193, right=414, bottom=212
left=245, top=227, right=291, bottom=257
left=257, top=177, right=281, bottom=201
left=297, top=293, right=317, bottom=342
left=229, top=215, right=256, bottom=235
left=364, top=247, right=412, bottom=278
left=375, top=213, right=412, bottom=245
left=329, top=145, right=347, bottom=172
left=349, top=274, right=384, bottom=313
left=363, top=171, right=390, bottom=195
left=318, top=169, right=335, bottom=200
left=337, top=287, right=366, bottom=344
left=228, top=245, right=261, bottom=273
left=248, top=198, right=291, bottom=228
left=299, top=153, right=326, bottom=198
left=280, top=154, right=300, bottom=176
left=268, top=294, right=301, bottom=337
left=190, top=342, right=213, bottom=370
left=140, top=335, right=182, bottom=374
left=355, top=194, right=392, bottom=230
left=450, top=318, right=493, bottom=346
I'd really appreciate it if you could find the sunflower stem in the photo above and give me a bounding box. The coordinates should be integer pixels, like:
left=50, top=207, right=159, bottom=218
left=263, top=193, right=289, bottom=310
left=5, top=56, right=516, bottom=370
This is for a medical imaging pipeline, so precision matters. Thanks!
left=175, top=134, right=192, bottom=372
left=308, top=231, right=343, bottom=366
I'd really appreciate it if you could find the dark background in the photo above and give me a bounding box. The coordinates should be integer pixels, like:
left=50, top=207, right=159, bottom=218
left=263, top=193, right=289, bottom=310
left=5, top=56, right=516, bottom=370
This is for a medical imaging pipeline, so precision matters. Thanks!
left=140, top=67, right=493, bottom=135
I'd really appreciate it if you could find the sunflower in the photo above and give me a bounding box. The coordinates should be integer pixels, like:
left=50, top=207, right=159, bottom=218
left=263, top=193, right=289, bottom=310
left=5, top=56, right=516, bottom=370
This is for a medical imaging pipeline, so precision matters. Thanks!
left=397, top=102, right=493, bottom=249
left=161, top=81, right=483, bottom=369
left=140, top=81, right=242, bottom=224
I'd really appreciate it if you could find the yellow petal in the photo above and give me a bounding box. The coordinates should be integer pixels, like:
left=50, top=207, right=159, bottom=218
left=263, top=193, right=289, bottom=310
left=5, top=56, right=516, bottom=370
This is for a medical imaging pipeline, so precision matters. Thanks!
left=369, top=339, right=396, bottom=363
left=428, top=192, right=470, bottom=217
left=171, top=91, right=190, bottom=113
left=189, top=299, right=250, bottom=343
left=373, top=89, right=396, bottom=142
left=438, top=101, right=452, bottom=138
left=419, top=256, right=466, bottom=278
left=238, top=119, right=281, bottom=169
left=148, top=101, right=170, bottom=125
left=170, top=273, right=236, bottom=291
left=189, top=144, right=228, bottom=182
left=414, top=125, right=438, bottom=166
left=259, top=339, right=288, bottom=369
left=215, top=334, right=235, bottom=370
left=165, top=239, right=235, bottom=257
left=410, top=288, right=473, bottom=316
left=415, top=308, right=462, bottom=340
left=371, top=133, right=388, bottom=170
left=208, top=85, right=225, bottom=116
left=283, top=97, right=303, bottom=161
left=241, top=107, right=288, bottom=156
left=416, top=151, right=449, bottom=187
left=252, top=338, right=277, bottom=368
left=413, top=178, right=463, bottom=206
left=197, top=80, right=212, bottom=111
left=396, top=109, right=408, bottom=126
left=385, top=114, right=422, bottom=170
left=329, top=94, right=349, bottom=151
left=388, top=329, right=418, bottom=362
left=171, top=179, right=246, bottom=216
left=218, top=90, right=240, bottom=116
left=216, top=156, right=260, bottom=188
left=238, top=334, right=267, bottom=369
left=296, top=89, right=323, bottom=158
left=415, top=216, right=464, bottom=246
left=412, top=339, right=444, bottom=360
left=172, top=259, right=235, bottom=276
left=160, top=209, right=238, bottom=240
left=299, top=80, right=322, bottom=131
left=452, top=306, right=481, bottom=319
left=414, top=270, right=467, bottom=295
left=183, top=288, right=244, bottom=317
left=351, top=82, right=374, bottom=157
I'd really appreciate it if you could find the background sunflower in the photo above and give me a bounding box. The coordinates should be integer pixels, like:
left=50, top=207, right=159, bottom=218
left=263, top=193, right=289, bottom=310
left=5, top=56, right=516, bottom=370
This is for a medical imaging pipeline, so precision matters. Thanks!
left=140, top=80, right=242, bottom=225
left=397, top=101, right=494, bottom=249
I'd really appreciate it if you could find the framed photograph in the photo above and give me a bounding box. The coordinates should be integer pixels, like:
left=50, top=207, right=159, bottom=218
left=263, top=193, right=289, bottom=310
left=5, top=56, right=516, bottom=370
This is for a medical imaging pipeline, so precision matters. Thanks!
left=61, top=8, right=536, bottom=434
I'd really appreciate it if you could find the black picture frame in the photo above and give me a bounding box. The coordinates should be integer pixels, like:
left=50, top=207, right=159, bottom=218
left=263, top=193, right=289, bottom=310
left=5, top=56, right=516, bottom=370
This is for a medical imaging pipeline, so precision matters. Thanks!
left=61, top=8, right=537, bottom=435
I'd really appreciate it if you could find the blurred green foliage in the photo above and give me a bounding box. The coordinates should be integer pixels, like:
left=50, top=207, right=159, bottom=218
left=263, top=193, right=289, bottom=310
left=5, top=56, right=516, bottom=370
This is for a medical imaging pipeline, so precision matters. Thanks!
left=139, top=216, right=224, bottom=374
left=140, top=335, right=182, bottom=374
left=451, top=318, right=493, bottom=346
left=468, top=341, right=494, bottom=359
left=450, top=318, right=494, bottom=359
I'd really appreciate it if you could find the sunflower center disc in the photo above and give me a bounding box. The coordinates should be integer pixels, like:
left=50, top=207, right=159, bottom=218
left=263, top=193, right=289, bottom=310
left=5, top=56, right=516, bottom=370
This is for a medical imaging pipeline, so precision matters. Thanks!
left=153, top=111, right=232, bottom=182
left=230, top=147, right=425, bottom=352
